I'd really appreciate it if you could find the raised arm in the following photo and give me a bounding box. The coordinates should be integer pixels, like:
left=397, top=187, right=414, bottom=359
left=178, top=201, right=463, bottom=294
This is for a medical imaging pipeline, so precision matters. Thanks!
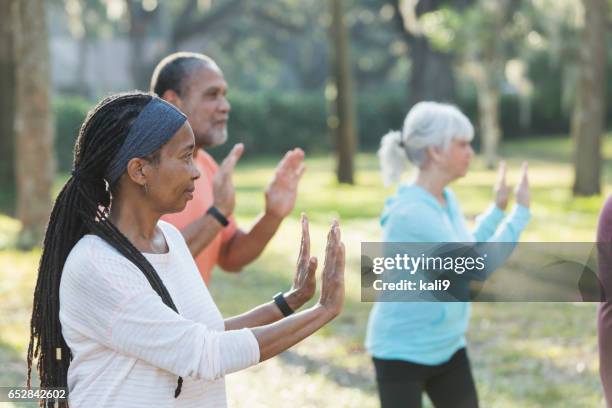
left=179, top=144, right=243, bottom=257
left=461, top=162, right=532, bottom=281
left=224, top=214, right=318, bottom=329
left=487, top=161, right=531, bottom=243
left=473, top=161, right=509, bottom=241
left=217, top=148, right=306, bottom=272
left=61, top=219, right=343, bottom=383
left=249, top=220, right=345, bottom=362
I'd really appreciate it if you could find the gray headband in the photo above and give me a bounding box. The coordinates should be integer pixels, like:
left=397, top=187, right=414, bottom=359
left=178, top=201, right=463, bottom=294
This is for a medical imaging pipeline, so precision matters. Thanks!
left=105, top=97, right=187, bottom=184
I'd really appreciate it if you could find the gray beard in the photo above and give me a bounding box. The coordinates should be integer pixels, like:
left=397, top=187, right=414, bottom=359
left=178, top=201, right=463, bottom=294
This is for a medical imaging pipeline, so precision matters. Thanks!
left=201, top=127, right=228, bottom=148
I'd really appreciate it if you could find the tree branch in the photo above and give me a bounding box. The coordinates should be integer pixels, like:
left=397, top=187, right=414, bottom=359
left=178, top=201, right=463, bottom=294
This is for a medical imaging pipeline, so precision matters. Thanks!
left=171, top=0, right=245, bottom=47
left=250, top=6, right=307, bottom=34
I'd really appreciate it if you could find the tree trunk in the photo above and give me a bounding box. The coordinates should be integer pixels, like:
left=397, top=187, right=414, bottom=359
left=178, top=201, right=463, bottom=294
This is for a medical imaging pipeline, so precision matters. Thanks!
left=471, top=0, right=512, bottom=169
left=127, top=0, right=158, bottom=90
left=13, top=0, right=55, bottom=248
left=75, top=35, right=91, bottom=98
left=0, top=0, right=16, bottom=213
left=477, top=72, right=501, bottom=168
left=392, top=0, right=463, bottom=107
left=329, top=0, right=357, bottom=184
left=571, top=0, right=607, bottom=196
left=407, top=34, right=457, bottom=106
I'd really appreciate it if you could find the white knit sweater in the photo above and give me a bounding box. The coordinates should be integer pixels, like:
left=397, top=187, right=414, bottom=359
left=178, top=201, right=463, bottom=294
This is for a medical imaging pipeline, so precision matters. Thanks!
left=59, top=220, right=260, bottom=407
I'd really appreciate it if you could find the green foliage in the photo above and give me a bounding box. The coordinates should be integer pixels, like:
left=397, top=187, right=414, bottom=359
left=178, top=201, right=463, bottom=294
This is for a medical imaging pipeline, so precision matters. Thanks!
left=53, top=96, right=90, bottom=172
left=226, top=91, right=329, bottom=156
left=52, top=85, right=589, bottom=173
left=420, top=7, right=464, bottom=52
left=355, top=89, right=409, bottom=149
left=205, top=90, right=409, bottom=160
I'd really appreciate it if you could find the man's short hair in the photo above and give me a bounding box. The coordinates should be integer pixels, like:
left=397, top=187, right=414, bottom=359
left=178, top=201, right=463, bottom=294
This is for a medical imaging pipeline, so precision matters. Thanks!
left=150, top=52, right=218, bottom=97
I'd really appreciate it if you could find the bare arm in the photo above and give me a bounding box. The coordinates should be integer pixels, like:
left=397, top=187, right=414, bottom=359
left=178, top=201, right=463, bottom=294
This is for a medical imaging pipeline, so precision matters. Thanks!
left=252, top=304, right=335, bottom=361
left=181, top=214, right=224, bottom=257
left=225, top=214, right=318, bottom=330
left=224, top=290, right=307, bottom=330
left=217, top=214, right=282, bottom=272
left=217, top=148, right=305, bottom=272
left=180, top=144, right=243, bottom=257
left=251, top=220, right=345, bottom=362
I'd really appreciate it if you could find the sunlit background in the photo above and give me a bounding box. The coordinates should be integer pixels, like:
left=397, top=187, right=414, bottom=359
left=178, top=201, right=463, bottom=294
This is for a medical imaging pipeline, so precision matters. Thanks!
left=1, top=0, right=611, bottom=406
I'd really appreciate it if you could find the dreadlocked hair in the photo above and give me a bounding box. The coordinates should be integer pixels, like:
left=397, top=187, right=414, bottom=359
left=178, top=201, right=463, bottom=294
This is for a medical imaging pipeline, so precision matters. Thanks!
left=27, top=91, right=184, bottom=407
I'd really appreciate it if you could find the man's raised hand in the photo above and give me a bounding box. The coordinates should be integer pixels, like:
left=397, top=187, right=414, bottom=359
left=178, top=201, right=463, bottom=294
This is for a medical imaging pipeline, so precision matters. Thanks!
left=265, top=148, right=306, bottom=219
left=212, top=143, right=244, bottom=216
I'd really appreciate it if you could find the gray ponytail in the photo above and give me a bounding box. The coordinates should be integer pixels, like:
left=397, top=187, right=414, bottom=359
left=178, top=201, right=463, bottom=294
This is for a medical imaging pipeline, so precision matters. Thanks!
left=377, top=102, right=474, bottom=186
left=378, top=130, right=407, bottom=187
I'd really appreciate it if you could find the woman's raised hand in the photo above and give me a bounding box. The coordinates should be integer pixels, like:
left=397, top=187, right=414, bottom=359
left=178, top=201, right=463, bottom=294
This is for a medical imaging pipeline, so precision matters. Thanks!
left=287, top=214, right=318, bottom=309
left=493, top=161, right=530, bottom=210
left=515, top=161, right=530, bottom=208
left=494, top=161, right=510, bottom=211
left=317, top=220, right=345, bottom=319
left=249, top=219, right=346, bottom=362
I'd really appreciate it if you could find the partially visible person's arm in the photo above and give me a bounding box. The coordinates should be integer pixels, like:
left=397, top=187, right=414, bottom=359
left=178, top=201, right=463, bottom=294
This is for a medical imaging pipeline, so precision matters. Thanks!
left=180, top=144, right=243, bottom=257
left=487, top=162, right=531, bottom=243
left=223, top=294, right=302, bottom=329
left=473, top=161, right=511, bottom=241
left=597, top=195, right=612, bottom=405
left=180, top=214, right=224, bottom=257
left=217, top=215, right=283, bottom=272
left=472, top=204, right=506, bottom=242
left=463, top=163, right=531, bottom=281
left=253, top=303, right=338, bottom=362
left=217, top=148, right=305, bottom=272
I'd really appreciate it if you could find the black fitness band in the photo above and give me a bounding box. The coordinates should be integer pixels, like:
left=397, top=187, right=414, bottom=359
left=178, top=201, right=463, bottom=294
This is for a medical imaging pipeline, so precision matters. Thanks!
left=206, top=206, right=229, bottom=227
left=273, top=292, right=294, bottom=317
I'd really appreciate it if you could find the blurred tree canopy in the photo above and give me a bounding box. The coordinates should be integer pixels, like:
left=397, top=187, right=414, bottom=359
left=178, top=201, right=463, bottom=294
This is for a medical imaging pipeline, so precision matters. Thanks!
left=4, top=0, right=609, bottom=207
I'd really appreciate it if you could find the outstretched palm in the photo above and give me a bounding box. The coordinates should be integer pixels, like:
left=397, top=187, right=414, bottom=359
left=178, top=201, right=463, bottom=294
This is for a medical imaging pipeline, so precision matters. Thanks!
left=494, top=160, right=511, bottom=211
left=265, top=148, right=306, bottom=219
left=291, top=214, right=317, bottom=304
left=515, top=162, right=530, bottom=208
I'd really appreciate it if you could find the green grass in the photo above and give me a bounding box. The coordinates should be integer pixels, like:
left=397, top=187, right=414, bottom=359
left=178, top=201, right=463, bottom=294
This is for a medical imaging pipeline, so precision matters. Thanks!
left=0, top=136, right=611, bottom=407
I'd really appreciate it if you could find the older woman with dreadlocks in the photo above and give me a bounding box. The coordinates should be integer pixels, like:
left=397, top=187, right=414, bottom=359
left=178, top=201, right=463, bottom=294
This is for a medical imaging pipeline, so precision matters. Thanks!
left=27, top=91, right=345, bottom=408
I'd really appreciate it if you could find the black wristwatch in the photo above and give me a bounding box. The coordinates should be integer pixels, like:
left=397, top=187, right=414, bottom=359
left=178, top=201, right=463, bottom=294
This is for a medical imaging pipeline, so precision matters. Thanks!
left=206, top=206, right=229, bottom=227
left=273, top=292, right=294, bottom=317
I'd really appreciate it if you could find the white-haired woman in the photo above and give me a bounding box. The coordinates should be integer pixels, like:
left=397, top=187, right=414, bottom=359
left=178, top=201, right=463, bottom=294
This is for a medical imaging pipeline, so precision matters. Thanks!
left=365, top=102, right=531, bottom=408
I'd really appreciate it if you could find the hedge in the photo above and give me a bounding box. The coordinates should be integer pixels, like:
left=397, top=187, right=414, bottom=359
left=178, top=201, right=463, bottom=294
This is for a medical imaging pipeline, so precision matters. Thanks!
left=53, top=86, right=586, bottom=171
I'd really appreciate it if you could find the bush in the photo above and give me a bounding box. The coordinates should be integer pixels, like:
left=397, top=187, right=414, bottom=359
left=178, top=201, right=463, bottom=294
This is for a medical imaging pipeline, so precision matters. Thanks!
left=54, top=96, right=90, bottom=172
left=52, top=83, right=585, bottom=167
left=356, top=90, right=408, bottom=150
left=211, top=89, right=409, bottom=160
left=209, top=91, right=328, bottom=160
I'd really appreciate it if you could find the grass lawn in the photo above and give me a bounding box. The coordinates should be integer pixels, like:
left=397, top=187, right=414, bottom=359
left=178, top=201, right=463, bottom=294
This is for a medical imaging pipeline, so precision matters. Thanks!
left=0, top=136, right=611, bottom=407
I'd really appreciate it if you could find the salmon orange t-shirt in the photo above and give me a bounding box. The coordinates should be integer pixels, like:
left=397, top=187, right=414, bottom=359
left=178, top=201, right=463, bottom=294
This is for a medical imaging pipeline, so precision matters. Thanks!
left=162, top=149, right=237, bottom=284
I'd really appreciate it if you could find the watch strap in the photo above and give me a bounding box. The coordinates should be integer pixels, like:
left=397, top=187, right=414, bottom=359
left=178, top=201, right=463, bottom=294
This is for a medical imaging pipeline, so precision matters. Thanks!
left=273, top=292, right=294, bottom=317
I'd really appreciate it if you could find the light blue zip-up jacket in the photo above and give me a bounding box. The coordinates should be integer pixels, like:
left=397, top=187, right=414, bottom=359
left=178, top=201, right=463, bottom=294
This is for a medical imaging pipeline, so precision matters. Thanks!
left=365, top=184, right=531, bottom=365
